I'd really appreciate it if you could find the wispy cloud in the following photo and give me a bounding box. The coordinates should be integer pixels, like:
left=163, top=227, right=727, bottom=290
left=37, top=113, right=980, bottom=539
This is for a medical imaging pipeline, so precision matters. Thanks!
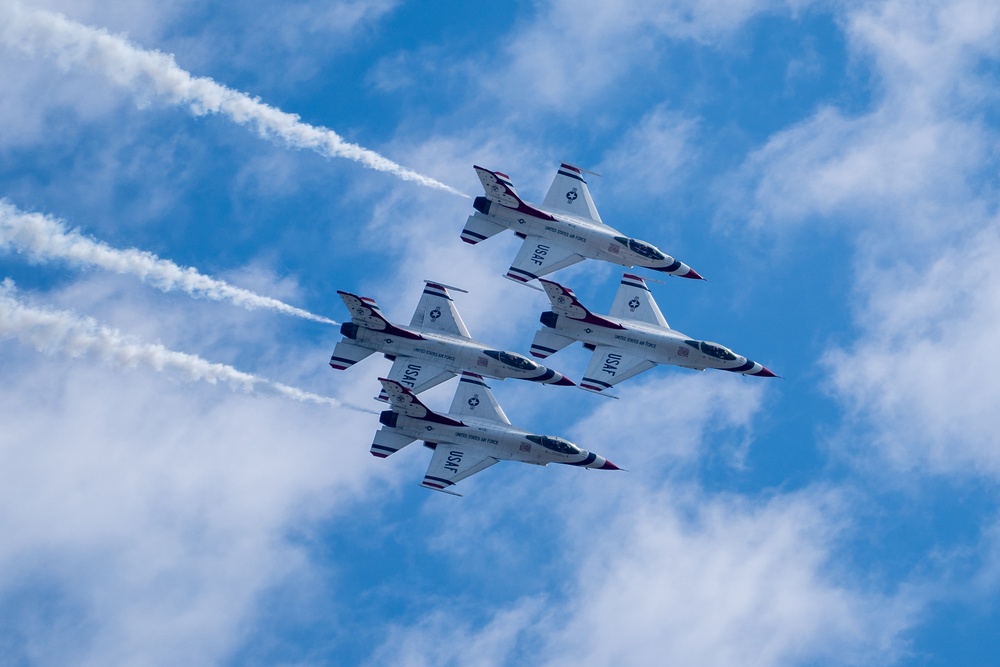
left=0, top=200, right=337, bottom=325
left=0, top=279, right=373, bottom=413
left=0, top=3, right=466, bottom=198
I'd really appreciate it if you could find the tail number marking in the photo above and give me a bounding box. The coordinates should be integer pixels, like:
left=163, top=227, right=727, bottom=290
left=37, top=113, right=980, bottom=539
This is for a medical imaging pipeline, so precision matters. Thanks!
left=444, top=450, right=464, bottom=473
left=602, top=353, right=622, bottom=376
left=530, top=244, right=550, bottom=266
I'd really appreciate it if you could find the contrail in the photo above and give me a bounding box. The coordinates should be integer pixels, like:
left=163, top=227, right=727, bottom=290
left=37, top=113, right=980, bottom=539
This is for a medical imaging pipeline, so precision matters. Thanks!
left=0, top=280, right=376, bottom=414
left=0, top=200, right=337, bottom=325
left=0, top=4, right=468, bottom=198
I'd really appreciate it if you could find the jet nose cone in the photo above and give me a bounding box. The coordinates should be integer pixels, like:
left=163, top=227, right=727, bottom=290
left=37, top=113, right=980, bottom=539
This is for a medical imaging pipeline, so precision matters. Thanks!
left=599, top=459, right=622, bottom=471
left=552, top=374, right=576, bottom=387
left=751, top=365, right=778, bottom=378
left=681, top=267, right=705, bottom=280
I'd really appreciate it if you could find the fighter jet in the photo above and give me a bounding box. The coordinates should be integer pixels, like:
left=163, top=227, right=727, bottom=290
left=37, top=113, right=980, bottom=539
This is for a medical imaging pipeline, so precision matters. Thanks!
left=330, top=280, right=574, bottom=399
left=530, top=274, right=777, bottom=396
left=461, top=163, right=703, bottom=284
left=372, top=374, right=621, bottom=495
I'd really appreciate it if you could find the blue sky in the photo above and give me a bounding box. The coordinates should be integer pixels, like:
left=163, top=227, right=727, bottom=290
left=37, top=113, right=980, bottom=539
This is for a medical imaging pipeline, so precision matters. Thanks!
left=1, top=0, right=999, bottom=664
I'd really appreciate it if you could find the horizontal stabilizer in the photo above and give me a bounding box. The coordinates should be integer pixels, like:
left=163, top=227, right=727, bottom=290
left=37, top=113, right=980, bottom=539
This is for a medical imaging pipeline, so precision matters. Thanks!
left=370, top=427, right=417, bottom=458
left=329, top=340, right=375, bottom=370
left=529, top=328, right=575, bottom=359
left=461, top=214, right=506, bottom=245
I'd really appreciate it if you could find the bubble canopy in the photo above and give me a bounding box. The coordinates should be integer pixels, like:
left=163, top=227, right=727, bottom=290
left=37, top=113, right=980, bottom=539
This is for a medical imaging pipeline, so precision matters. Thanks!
left=484, top=349, right=539, bottom=371
left=526, top=434, right=581, bottom=455
left=614, top=236, right=666, bottom=261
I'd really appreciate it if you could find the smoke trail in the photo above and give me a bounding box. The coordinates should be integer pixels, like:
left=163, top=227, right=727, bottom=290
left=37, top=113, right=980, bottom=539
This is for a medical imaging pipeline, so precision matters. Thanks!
left=0, top=279, right=375, bottom=414
left=0, top=200, right=337, bottom=325
left=0, top=4, right=467, bottom=198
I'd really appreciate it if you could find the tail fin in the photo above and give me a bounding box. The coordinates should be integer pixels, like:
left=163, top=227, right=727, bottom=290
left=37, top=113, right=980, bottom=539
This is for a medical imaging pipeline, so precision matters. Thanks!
left=473, top=165, right=555, bottom=221
left=537, top=279, right=625, bottom=330
left=337, top=291, right=423, bottom=340
left=378, top=378, right=465, bottom=427
left=474, top=166, right=524, bottom=208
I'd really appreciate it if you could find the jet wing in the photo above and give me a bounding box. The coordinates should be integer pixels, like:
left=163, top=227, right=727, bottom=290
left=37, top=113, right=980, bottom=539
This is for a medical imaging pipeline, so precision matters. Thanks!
left=377, top=356, right=455, bottom=400
left=579, top=345, right=657, bottom=395
left=505, top=235, right=584, bottom=284
left=542, top=163, right=605, bottom=225
left=448, top=372, right=510, bottom=424
left=421, top=444, right=499, bottom=496
left=408, top=281, right=472, bottom=337
left=608, top=273, right=668, bottom=327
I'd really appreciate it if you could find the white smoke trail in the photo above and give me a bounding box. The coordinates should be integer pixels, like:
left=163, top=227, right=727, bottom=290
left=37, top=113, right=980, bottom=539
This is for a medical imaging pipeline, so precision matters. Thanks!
left=0, top=279, right=375, bottom=414
left=0, top=200, right=337, bottom=325
left=0, top=4, right=467, bottom=198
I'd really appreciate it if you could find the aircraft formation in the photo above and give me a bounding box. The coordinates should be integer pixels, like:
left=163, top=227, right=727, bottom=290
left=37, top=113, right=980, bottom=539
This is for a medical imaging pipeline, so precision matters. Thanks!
left=331, top=163, right=776, bottom=495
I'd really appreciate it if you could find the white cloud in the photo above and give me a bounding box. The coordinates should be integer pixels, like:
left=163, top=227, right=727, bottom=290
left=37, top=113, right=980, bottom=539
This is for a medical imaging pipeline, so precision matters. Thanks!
left=725, top=0, right=1000, bottom=482
left=570, top=372, right=766, bottom=468
left=600, top=105, right=701, bottom=199
left=731, top=0, right=1000, bottom=235
left=363, top=484, right=915, bottom=667
left=826, top=223, right=1000, bottom=478
left=536, top=487, right=911, bottom=667
left=492, top=0, right=806, bottom=111
left=0, top=349, right=380, bottom=665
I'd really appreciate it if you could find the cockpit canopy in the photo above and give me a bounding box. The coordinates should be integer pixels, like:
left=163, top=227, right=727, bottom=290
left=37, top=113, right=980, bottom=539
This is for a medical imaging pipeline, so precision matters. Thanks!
left=526, top=434, right=581, bottom=455
left=484, top=349, right=538, bottom=371
left=699, top=340, right=738, bottom=361
left=614, top=236, right=666, bottom=261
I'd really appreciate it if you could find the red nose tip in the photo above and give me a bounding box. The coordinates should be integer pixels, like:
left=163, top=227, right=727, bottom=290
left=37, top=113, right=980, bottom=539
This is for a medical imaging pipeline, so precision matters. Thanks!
left=599, top=460, right=621, bottom=471
left=681, top=267, right=705, bottom=280
left=753, top=366, right=778, bottom=378
left=553, top=375, right=576, bottom=387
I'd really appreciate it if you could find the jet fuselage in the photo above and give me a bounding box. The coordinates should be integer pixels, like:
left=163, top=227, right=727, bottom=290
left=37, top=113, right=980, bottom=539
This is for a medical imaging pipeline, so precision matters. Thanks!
left=540, top=311, right=773, bottom=376
left=378, top=411, right=615, bottom=470
left=467, top=197, right=696, bottom=276
left=341, top=321, right=568, bottom=385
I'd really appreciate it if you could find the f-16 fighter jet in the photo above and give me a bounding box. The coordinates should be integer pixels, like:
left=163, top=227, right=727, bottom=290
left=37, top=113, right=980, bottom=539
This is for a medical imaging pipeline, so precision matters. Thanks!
left=330, top=281, right=574, bottom=399
left=461, top=163, right=703, bottom=284
left=372, top=374, right=621, bottom=495
left=530, top=274, right=777, bottom=396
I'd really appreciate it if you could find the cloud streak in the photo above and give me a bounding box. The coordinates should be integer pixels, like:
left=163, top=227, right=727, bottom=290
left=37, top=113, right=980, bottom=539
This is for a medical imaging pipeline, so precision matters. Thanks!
left=0, top=3, right=467, bottom=198
left=0, top=279, right=373, bottom=413
left=0, top=200, right=337, bottom=325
